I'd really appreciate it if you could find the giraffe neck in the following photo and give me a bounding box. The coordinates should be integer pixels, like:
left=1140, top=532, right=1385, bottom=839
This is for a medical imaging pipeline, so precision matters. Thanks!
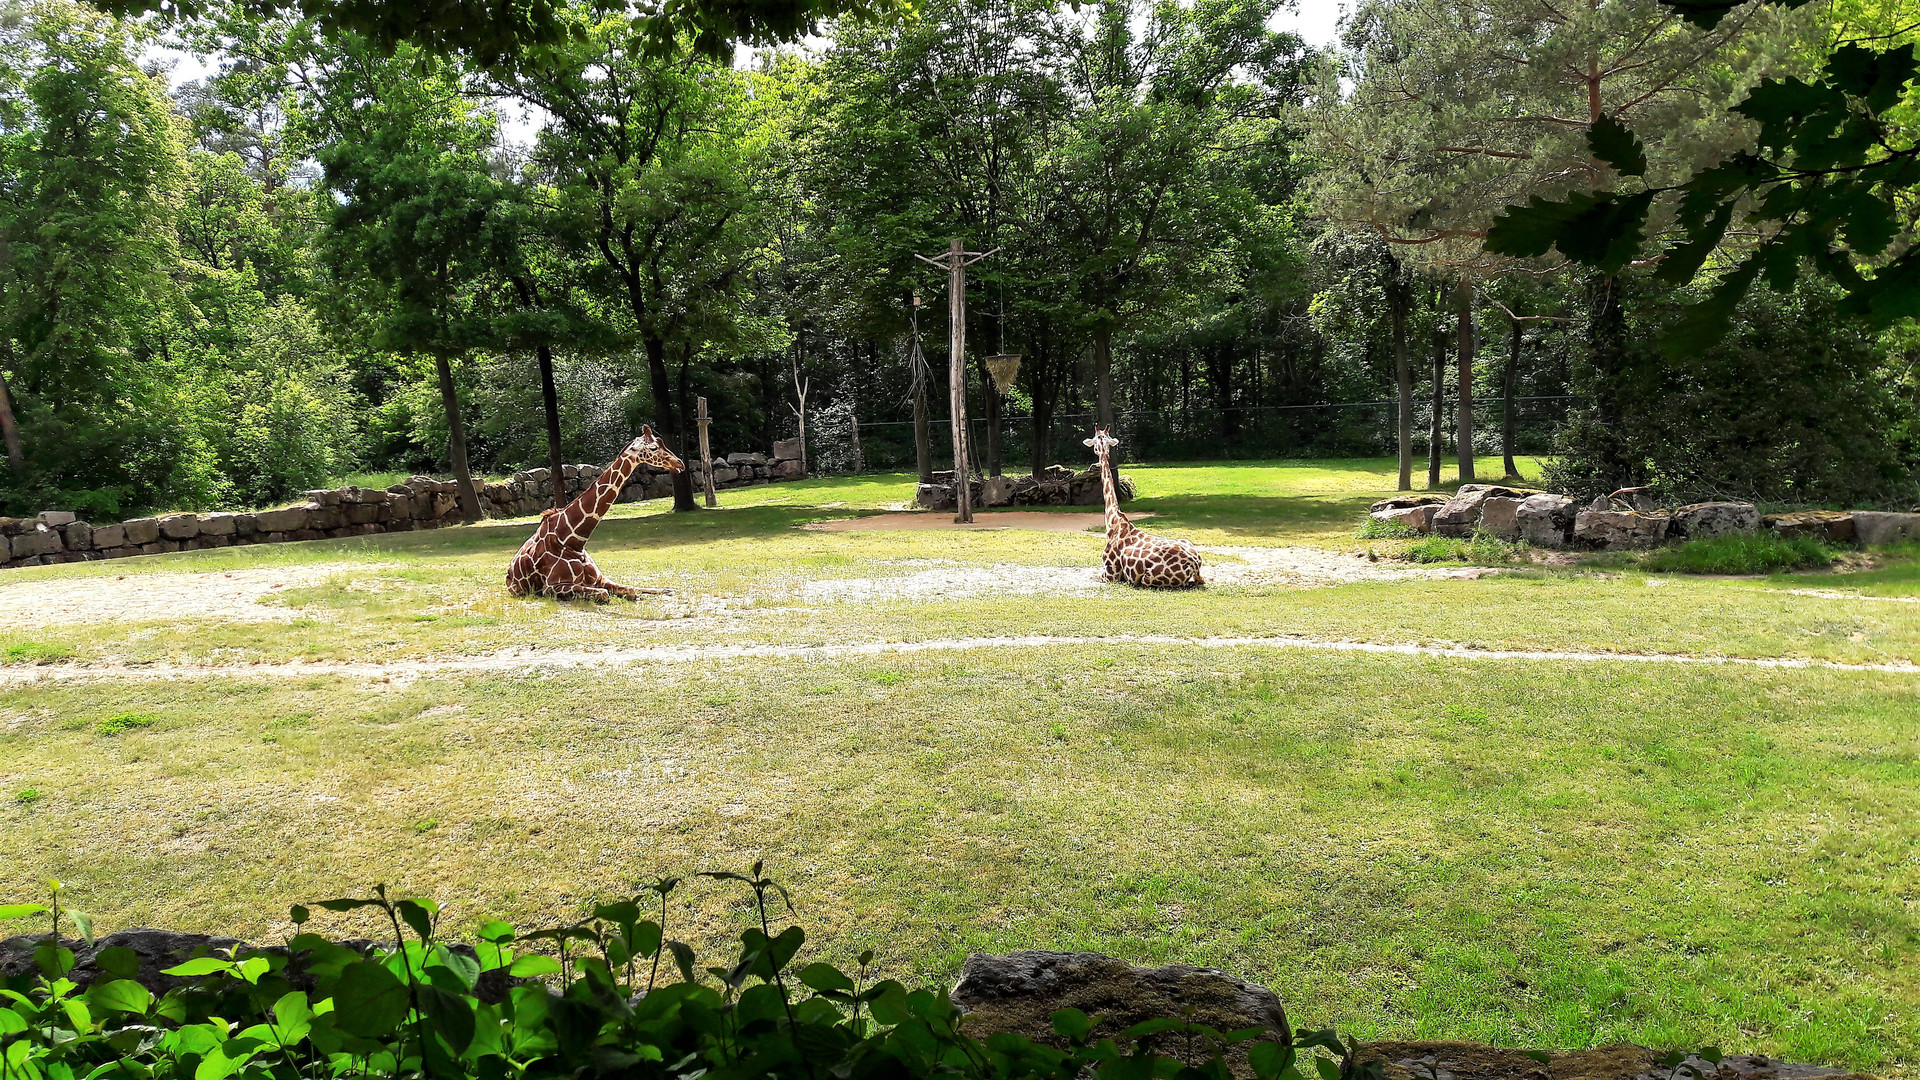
left=551, top=444, right=646, bottom=548
left=1096, top=447, right=1129, bottom=534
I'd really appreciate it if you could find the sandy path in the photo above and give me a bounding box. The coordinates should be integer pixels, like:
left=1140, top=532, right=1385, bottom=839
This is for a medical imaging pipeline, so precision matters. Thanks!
left=0, top=563, right=390, bottom=628
left=4, top=633, right=1915, bottom=685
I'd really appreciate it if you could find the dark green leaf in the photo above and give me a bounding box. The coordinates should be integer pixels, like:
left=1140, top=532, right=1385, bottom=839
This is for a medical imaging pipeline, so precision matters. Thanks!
left=396, top=899, right=436, bottom=943
left=87, top=980, right=152, bottom=1015
left=1314, top=1057, right=1342, bottom=1080
left=1588, top=115, right=1647, bottom=177
left=331, top=960, right=410, bottom=1038
left=1053, top=1008, right=1096, bottom=1042
left=94, top=946, right=139, bottom=981
left=798, top=962, right=855, bottom=994
left=417, top=985, right=476, bottom=1054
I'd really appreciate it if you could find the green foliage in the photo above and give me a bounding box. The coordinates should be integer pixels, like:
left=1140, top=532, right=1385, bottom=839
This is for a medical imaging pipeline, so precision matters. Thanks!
left=1640, top=535, right=1838, bottom=575
left=1485, top=39, right=1920, bottom=358
left=0, top=871, right=1371, bottom=1080
left=12, top=787, right=39, bottom=804
left=1544, top=278, right=1914, bottom=506
left=94, top=712, right=158, bottom=736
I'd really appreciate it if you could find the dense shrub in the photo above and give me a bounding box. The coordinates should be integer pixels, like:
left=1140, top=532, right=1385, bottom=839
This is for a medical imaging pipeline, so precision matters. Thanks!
left=1549, top=277, right=1916, bottom=506
left=0, top=869, right=1368, bottom=1080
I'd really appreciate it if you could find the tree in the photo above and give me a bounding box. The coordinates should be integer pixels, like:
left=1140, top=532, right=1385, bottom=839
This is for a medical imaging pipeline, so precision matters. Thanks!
left=0, top=0, right=197, bottom=513
left=307, top=39, right=512, bottom=521
left=1311, top=0, right=1806, bottom=484
left=501, top=9, right=771, bottom=512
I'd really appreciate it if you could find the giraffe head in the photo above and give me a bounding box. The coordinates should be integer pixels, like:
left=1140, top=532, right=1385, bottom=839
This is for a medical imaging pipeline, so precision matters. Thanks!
left=630, top=426, right=686, bottom=473
left=1083, top=426, right=1118, bottom=460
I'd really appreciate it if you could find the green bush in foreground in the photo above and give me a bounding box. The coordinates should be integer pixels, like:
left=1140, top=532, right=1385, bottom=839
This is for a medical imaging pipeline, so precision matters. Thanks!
left=94, top=712, right=158, bottom=736
left=1640, top=535, right=1837, bottom=575
left=0, top=868, right=1379, bottom=1080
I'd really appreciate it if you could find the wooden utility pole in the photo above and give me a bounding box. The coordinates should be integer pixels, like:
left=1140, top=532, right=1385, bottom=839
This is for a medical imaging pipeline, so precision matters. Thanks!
left=916, top=238, right=998, bottom=523
left=696, top=395, right=717, bottom=508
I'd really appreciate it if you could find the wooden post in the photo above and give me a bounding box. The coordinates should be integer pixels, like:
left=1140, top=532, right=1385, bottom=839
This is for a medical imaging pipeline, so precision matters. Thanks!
left=696, top=395, right=717, bottom=508
left=947, top=237, right=972, bottom=523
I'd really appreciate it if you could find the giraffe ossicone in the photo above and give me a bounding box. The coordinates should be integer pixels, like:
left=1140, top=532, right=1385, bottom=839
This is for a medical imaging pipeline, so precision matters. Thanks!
left=1084, top=426, right=1203, bottom=588
left=505, top=426, right=686, bottom=603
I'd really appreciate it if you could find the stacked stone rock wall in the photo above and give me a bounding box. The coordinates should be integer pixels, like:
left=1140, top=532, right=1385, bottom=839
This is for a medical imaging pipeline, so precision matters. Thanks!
left=1370, top=484, right=1920, bottom=551
left=1, top=442, right=806, bottom=571
left=916, top=465, right=1133, bottom=512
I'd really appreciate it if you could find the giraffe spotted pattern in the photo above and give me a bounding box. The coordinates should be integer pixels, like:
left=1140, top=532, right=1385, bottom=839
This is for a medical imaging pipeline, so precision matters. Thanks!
left=505, top=426, right=685, bottom=602
left=1085, top=426, right=1203, bottom=588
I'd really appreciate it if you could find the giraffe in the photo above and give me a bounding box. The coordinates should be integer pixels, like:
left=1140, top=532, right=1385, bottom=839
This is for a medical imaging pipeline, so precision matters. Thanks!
left=506, top=426, right=686, bottom=602
left=1084, top=427, right=1203, bottom=588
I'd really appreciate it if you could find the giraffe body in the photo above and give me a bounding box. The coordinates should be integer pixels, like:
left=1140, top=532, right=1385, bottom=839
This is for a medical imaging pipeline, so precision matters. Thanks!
left=1084, top=427, right=1202, bottom=588
left=506, top=427, right=685, bottom=602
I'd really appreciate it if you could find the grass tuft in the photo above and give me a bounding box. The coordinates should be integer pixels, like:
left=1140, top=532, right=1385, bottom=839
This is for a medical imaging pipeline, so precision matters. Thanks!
left=13, top=788, right=40, bottom=804
left=1400, top=531, right=1524, bottom=565
left=1641, top=534, right=1837, bottom=575
left=1354, top=517, right=1416, bottom=540
left=4, top=641, right=73, bottom=664
left=95, top=711, right=158, bottom=736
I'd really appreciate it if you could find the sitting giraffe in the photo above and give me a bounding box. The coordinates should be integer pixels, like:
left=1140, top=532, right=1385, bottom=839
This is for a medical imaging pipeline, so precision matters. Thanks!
left=1085, top=427, right=1203, bottom=588
left=506, top=426, right=685, bottom=602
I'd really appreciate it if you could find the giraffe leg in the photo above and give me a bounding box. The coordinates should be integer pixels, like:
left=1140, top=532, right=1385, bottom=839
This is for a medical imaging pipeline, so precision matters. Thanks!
left=578, top=553, right=671, bottom=600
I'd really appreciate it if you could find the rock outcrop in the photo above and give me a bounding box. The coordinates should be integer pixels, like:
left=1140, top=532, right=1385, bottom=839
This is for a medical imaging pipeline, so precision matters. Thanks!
left=1849, top=511, right=1920, bottom=547
left=1763, top=510, right=1855, bottom=544
left=1573, top=510, right=1672, bottom=549
left=953, top=951, right=1288, bottom=1073
left=1670, top=502, right=1762, bottom=539
left=1431, top=485, right=1545, bottom=537
left=1354, top=1041, right=1873, bottom=1080
left=916, top=467, right=1129, bottom=512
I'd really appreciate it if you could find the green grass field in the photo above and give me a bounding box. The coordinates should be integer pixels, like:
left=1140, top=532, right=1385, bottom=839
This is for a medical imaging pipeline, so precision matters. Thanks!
left=2, top=459, right=1915, bottom=1075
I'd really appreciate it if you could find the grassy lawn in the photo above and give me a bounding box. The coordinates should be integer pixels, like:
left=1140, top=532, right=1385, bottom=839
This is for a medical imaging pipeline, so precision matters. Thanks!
left=2, top=458, right=1915, bottom=1075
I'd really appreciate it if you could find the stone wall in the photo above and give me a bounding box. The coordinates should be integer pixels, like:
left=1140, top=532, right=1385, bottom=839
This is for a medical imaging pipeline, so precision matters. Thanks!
left=1, top=444, right=805, bottom=571
left=1370, top=484, right=1920, bottom=550
left=915, top=465, right=1133, bottom=512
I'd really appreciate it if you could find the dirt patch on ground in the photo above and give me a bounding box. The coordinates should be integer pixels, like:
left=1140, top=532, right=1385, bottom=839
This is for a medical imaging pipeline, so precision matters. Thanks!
left=804, top=511, right=1146, bottom=532
left=0, top=563, right=386, bottom=628
left=792, top=547, right=1495, bottom=604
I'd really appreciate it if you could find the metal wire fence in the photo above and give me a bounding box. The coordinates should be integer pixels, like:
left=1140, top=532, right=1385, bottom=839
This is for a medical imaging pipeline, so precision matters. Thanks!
left=834, top=397, right=1578, bottom=474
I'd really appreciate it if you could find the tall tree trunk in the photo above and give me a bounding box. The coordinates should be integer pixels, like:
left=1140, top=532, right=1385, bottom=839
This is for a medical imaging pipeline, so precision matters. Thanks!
left=1455, top=277, right=1476, bottom=483
left=512, top=277, right=567, bottom=508
left=1504, top=315, right=1521, bottom=478
left=1589, top=274, right=1632, bottom=490
left=911, top=371, right=932, bottom=484
left=1389, top=273, right=1412, bottom=491
left=642, top=334, right=696, bottom=512
left=433, top=354, right=481, bottom=522
left=1429, top=330, right=1445, bottom=488
left=1093, top=323, right=1114, bottom=432
left=536, top=343, right=566, bottom=508
left=0, top=366, right=24, bottom=481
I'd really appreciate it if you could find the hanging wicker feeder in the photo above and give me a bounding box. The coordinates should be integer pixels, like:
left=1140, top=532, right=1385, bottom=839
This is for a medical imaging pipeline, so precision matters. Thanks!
left=984, top=353, right=1022, bottom=394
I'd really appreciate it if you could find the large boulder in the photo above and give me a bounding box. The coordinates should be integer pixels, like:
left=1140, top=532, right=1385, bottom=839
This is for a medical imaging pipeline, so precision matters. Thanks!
left=254, top=507, right=309, bottom=533
left=916, top=483, right=954, bottom=511
left=38, top=511, right=77, bottom=527
left=1514, top=494, right=1577, bottom=547
left=10, top=527, right=58, bottom=559
left=157, top=513, right=200, bottom=540
left=122, top=517, right=161, bottom=545
left=952, top=952, right=1289, bottom=1075
left=1764, top=510, right=1855, bottom=544
left=982, top=475, right=1015, bottom=507
left=1850, top=511, right=1920, bottom=547
left=1431, top=485, right=1543, bottom=537
left=772, top=437, right=804, bottom=462
left=1670, top=502, right=1760, bottom=539
left=1476, top=497, right=1525, bottom=540
left=1575, top=509, right=1671, bottom=549
left=727, top=452, right=768, bottom=467
left=0, top=930, right=246, bottom=993
left=1369, top=493, right=1449, bottom=514
left=1371, top=505, right=1437, bottom=533
left=91, top=524, right=126, bottom=550
left=771, top=459, right=803, bottom=479
left=198, top=513, right=237, bottom=537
